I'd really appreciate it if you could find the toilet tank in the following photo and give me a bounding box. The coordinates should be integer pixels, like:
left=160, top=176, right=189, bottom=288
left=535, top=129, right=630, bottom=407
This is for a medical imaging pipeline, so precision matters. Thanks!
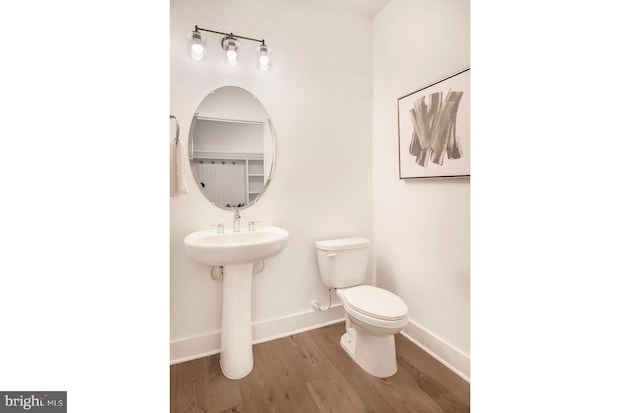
left=316, top=237, right=370, bottom=288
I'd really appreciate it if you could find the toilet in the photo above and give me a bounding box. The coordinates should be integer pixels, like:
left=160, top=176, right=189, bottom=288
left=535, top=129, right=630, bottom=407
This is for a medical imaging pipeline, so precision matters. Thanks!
left=316, top=237, right=408, bottom=378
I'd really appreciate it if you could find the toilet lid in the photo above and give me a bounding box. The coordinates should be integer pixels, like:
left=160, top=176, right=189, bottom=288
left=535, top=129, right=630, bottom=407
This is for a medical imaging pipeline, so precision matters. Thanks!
left=342, top=285, right=408, bottom=321
left=316, top=237, right=370, bottom=251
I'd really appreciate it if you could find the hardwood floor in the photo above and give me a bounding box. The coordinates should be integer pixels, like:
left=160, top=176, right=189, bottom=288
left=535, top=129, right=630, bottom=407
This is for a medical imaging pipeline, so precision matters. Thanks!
left=170, top=323, right=470, bottom=413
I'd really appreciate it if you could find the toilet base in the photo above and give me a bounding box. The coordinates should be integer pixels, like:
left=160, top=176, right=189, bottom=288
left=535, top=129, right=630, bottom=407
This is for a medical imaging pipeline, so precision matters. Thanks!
left=340, top=324, right=398, bottom=378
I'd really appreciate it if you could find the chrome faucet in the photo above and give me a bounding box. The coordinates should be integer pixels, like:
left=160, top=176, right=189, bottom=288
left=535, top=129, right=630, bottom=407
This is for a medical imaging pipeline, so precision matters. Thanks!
left=233, top=207, right=241, bottom=232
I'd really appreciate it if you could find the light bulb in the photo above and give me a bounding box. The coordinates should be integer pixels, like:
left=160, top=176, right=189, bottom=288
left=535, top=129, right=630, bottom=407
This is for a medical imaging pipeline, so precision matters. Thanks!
left=226, top=47, right=237, bottom=60
left=191, top=43, right=204, bottom=55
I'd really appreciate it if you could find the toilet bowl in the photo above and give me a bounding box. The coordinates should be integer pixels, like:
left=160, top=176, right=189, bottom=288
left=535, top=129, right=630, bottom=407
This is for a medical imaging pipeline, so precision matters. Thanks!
left=336, top=285, right=408, bottom=377
left=316, top=237, right=409, bottom=378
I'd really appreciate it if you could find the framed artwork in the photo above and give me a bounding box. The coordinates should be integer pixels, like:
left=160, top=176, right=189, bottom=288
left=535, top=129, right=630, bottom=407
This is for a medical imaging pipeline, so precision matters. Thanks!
left=397, top=68, right=470, bottom=179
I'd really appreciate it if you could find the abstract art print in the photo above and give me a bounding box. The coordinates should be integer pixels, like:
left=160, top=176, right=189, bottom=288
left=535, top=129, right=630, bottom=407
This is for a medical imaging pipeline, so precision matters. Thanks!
left=398, top=68, right=470, bottom=179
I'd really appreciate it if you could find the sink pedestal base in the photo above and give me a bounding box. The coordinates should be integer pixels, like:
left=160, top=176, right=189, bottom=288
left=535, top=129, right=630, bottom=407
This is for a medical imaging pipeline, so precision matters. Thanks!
left=219, top=263, right=254, bottom=379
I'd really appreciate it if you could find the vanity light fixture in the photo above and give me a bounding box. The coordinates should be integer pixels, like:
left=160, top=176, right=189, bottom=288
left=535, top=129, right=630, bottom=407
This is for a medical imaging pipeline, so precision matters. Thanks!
left=190, top=25, right=271, bottom=70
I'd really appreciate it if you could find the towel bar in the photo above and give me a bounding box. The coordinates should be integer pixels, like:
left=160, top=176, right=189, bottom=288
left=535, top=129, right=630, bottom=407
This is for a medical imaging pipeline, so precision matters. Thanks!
left=170, top=115, right=181, bottom=141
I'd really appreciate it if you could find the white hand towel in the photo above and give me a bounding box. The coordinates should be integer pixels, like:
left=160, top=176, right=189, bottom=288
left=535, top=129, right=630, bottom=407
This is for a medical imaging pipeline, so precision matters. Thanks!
left=170, top=137, right=189, bottom=196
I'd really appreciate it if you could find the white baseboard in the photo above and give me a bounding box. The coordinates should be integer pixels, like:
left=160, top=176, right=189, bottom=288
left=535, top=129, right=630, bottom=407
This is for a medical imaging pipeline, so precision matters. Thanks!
left=170, top=330, right=221, bottom=365
left=401, top=320, right=470, bottom=382
left=171, top=309, right=470, bottom=384
left=170, top=304, right=344, bottom=364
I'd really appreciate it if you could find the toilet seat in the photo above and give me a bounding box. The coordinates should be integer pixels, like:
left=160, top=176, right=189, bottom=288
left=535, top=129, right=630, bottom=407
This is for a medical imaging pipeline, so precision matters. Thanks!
left=341, top=285, right=408, bottom=321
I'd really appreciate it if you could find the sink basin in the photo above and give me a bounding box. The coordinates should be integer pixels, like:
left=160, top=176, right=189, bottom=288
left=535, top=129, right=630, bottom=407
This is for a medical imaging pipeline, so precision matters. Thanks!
left=184, top=226, right=289, bottom=266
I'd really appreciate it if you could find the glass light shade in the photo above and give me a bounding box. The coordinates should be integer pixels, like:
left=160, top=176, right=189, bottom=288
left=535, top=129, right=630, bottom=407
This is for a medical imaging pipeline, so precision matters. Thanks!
left=222, top=37, right=239, bottom=65
left=257, top=44, right=271, bottom=71
left=190, top=31, right=205, bottom=61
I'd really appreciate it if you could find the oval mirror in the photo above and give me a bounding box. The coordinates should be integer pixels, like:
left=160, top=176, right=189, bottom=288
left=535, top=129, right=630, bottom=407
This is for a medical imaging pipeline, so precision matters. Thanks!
left=188, top=86, right=276, bottom=210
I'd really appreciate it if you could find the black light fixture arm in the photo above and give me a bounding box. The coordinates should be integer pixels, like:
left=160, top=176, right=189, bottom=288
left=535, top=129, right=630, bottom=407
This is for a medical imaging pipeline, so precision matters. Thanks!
left=194, top=25, right=266, bottom=45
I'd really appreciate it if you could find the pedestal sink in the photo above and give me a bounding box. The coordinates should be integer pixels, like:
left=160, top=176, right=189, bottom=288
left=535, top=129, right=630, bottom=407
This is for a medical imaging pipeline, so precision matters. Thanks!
left=183, top=226, right=288, bottom=379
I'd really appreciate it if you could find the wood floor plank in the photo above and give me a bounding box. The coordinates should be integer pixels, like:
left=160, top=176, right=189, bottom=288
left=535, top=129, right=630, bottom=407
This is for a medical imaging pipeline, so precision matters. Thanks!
left=255, top=336, right=323, bottom=413
left=396, top=334, right=470, bottom=405
left=306, top=377, right=369, bottom=413
left=170, top=358, right=208, bottom=413
left=204, top=356, right=242, bottom=412
left=235, top=344, right=281, bottom=413
left=303, top=326, right=400, bottom=412
left=218, top=406, right=244, bottom=413
left=396, top=352, right=469, bottom=413
left=170, top=323, right=470, bottom=413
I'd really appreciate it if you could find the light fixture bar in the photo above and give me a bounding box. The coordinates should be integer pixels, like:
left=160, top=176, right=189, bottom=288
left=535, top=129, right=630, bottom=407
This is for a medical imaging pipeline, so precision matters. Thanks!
left=194, top=25, right=266, bottom=45
left=190, top=25, right=271, bottom=70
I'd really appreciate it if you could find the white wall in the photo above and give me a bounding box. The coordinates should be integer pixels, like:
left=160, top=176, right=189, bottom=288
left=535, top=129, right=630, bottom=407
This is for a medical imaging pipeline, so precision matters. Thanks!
left=170, top=0, right=373, bottom=362
left=372, top=0, right=470, bottom=379
left=193, top=121, right=264, bottom=155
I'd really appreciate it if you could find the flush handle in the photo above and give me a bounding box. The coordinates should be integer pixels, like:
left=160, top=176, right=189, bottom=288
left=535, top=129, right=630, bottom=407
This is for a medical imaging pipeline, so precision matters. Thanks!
left=327, top=253, right=336, bottom=257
